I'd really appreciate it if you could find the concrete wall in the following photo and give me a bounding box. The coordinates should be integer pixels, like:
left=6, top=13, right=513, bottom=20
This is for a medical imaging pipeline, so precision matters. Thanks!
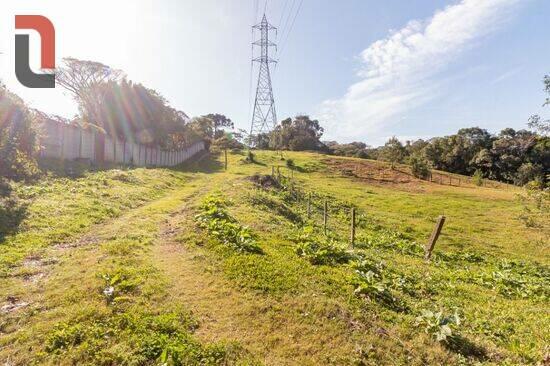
left=38, top=119, right=205, bottom=167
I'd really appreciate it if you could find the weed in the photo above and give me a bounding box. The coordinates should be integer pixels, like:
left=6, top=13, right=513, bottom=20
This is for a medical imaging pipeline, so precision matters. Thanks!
left=195, top=194, right=263, bottom=254
left=293, top=226, right=352, bottom=265
left=415, top=309, right=461, bottom=342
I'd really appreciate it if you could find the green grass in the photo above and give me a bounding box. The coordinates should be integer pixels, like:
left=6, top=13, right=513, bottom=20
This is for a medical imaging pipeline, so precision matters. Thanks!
left=0, top=150, right=548, bottom=365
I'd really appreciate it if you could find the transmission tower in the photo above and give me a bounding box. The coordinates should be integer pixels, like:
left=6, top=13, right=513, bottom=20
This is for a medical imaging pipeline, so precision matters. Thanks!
left=250, top=14, right=277, bottom=141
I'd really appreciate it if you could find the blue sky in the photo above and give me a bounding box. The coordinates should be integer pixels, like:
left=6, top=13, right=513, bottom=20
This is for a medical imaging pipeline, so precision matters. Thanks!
left=0, top=0, right=548, bottom=145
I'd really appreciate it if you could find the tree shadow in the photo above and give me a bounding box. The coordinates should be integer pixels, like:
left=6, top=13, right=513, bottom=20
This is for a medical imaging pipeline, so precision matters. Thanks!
left=174, top=152, right=224, bottom=173
left=445, top=335, right=488, bottom=361
left=0, top=182, right=29, bottom=242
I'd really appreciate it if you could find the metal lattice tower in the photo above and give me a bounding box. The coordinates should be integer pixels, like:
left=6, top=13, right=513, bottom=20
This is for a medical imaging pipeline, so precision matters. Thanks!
left=250, top=14, right=277, bottom=140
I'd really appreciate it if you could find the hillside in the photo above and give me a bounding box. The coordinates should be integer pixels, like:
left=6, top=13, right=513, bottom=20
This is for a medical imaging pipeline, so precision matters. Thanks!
left=0, top=150, right=548, bottom=365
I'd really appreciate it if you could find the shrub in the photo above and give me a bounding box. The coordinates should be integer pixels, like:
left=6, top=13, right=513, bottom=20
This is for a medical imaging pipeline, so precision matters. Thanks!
left=518, top=180, right=549, bottom=228
left=245, top=150, right=255, bottom=163
left=410, top=155, right=430, bottom=179
left=286, top=158, right=295, bottom=169
left=0, top=85, right=40, bottom=181
left=472, top=169, right=484, bottom=186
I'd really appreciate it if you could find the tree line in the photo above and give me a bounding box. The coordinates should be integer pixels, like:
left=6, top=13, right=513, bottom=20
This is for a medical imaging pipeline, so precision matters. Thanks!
left=249, top=76, right=549, bottom=186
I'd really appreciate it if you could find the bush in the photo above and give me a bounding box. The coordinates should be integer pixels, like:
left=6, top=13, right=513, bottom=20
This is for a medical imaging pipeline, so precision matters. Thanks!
left=410, top=155, right=430, bottom=179
left=473, top=169, right=484, bottom=186
left=245, top=150, right=255, bottom=163
left=0, top=85, right=40, bottom=181
left=286, top=158, right=295, bottom=169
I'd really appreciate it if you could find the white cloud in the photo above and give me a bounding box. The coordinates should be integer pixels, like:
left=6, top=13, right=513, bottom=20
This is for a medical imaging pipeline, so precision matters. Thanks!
left=318, top=0, right=522, bottom=143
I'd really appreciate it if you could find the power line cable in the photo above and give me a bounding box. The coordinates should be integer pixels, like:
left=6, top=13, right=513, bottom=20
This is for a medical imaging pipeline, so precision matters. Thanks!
left=277, top=0, right=303, bottom=63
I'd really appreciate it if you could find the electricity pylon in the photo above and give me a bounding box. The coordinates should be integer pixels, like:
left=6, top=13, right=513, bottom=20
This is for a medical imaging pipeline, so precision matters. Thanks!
left=250, top=14, right=277, bottom=143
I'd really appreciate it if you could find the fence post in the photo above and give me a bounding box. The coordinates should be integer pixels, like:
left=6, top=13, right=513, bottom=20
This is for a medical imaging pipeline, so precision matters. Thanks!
left=307, top=193, right=311, bottom=219
left=350, top=208, right=356, bottom=247
left=277, top=166, right=281, bottom=182
left=271, top=166, right=275, bottom=177
left=323, top=200, right=328, bottom=235
left=425, top=215, right=446, bottom=260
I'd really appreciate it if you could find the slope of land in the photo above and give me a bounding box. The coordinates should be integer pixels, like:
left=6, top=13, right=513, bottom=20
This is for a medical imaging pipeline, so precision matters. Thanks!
left=0, top=150, right=548, bottom=365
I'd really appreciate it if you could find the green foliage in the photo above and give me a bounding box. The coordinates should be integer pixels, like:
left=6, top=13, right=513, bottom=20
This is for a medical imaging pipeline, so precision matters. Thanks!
left=268, top=115, right=325, bottom=151
left=379, top=137, right=406, bottom=167
left=0, top=179, right=27, bottom=240
left=195, top=194, right=263, bottom=254
left=356, top=229, right=424, bottom=257
left=518, top=180, right=549, bottom=228
left=473, top=169, right=484, bottom=186
left=286, top=158, right=295, bottom=169
left=415, top=309, right=461, bottom=342
left=325, top=141, right=371, bottom=158
left=351, top=259, right=408, bottom=311
left=293, top=226, right=352, bottom=266
left=246, top=150, right=255, bottom=163
left=44, top=307, right=235, bottom=365
left=409, top=154, right=431, bottom=179
left=472, top=260, right=549, bottom=300
left=0, top=84, right=40, bottom=181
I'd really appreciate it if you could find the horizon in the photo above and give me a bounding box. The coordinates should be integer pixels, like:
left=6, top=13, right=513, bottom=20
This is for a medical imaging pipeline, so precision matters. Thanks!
left=0, top=0, right=549, bottom=146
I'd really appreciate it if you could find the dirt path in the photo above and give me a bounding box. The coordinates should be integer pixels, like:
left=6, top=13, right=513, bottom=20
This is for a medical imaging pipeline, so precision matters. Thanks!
left=151, top=179, right=365, bottom=365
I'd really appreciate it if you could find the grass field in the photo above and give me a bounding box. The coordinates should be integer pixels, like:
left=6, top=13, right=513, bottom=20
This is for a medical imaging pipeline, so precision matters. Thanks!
left=0, top=150, right=548, bottom=365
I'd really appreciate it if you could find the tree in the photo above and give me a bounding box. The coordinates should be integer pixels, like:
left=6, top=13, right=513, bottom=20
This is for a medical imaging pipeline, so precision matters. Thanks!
left=203, top=114, right=234, bottom=139
left=56, top=58, right=124, bottom=127
left=528, top=75, right=549, bottom=136
left=410, top=154, right=430, bottom=179
left=379, top=137, right=406, bottom=168
left=187, top=116, right=214, bottom=142
left=269, top=115, right=325, bottom=151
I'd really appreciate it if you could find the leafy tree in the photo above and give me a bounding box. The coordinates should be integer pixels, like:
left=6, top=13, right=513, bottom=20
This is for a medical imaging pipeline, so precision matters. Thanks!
left=56, top=58, right=124, bottom=125
left=187, top=116, right=214, bottom=142
left=326, top=141, right=370, bottom=158
left=203, top=114, right=234, bottom=139
left=269, top=115, right=325, bottom=151
left=379, top=137, right=406, bottom=168
left=410, top=155, right=430, bottom=179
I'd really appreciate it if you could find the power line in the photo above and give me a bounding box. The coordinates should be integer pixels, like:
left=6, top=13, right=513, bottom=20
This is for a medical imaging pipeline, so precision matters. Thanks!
left=277, top=0, right=303, bottom=62
left=277, top=0, right=290, bottom=29
left=278, top=0, right=296, bottom=48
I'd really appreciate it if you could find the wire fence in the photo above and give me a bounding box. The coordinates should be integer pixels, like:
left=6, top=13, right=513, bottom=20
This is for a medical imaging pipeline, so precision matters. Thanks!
left=264, top=164, right=445, bottom=260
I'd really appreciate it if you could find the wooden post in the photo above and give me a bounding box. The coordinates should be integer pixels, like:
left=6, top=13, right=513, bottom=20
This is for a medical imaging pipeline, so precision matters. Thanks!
left=323, top=200, right=328, bottom=235
left=425, top=216, right=446, bottom=260
left=224, top=149, right=228, bottom=170
left=449, top=176, right=452, bottom=185
left=307, top=193, right=311, bottom=218
left=350, top=208, right=356, bottom=247
left=271, top=166, right=275, bottom=177
left=277, top=166, right=281, bottom=182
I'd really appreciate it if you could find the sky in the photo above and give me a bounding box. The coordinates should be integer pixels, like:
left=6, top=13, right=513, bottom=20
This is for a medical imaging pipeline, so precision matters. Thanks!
left=0, top=0, right=548, bottom=146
